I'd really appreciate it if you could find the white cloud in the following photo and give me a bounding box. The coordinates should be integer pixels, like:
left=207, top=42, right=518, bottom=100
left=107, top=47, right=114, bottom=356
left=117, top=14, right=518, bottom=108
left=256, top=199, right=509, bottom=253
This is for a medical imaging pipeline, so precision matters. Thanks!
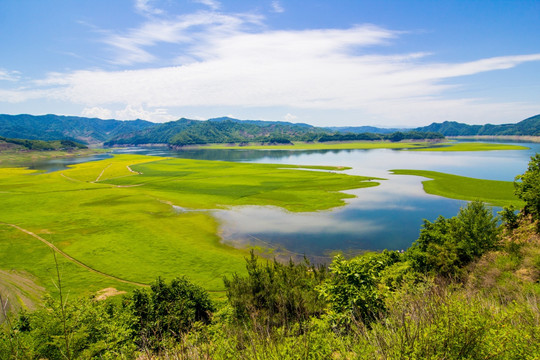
left=284, top=113, right=297, bottom=122
left=103, top=11, right=263, bottom=65
left=134, top=0, right=163, bottom=16
left=0, top=69, right=20, bottom=82
left=194, top=0, right=221, bottom=11
left=81, top=107, right=113, bottom=119
left=271, top=1, right=284, bottom=13
left=114, top=105, right=177, bottom=122
left=82, top=105, right=177, bottom=122
left=2, top=7, right=540, bottom=126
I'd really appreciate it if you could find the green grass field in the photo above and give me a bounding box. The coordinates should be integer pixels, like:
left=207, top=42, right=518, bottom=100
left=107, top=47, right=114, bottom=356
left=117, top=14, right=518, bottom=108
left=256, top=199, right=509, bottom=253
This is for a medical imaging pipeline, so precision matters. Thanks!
left=391, top=169, right=524, bottom=207
left=204, top=141, right=528, bottom=151
left=0, top=154, right=380, bottom=298
left=410, top=142, right=529, bottom=152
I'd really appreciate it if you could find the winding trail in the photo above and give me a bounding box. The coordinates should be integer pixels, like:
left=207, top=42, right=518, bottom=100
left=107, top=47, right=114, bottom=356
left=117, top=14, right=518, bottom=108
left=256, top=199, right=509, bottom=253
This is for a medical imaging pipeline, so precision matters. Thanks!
left=1, top=222, right=148, bottom=287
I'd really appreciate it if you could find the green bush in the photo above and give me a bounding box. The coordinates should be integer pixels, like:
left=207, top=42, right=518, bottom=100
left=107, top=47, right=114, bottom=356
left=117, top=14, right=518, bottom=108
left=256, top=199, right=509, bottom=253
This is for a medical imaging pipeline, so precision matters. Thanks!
left=408, top=200, right=500, bottom=276
left=4, top=295, right=135, bottom=360
left=317, top=250, right=400, bottom=326
left=515, top=153, right=540, bottom=227
left=223, top=251, right=328, bottom=331
left=129, top=277, right=214, bottom=351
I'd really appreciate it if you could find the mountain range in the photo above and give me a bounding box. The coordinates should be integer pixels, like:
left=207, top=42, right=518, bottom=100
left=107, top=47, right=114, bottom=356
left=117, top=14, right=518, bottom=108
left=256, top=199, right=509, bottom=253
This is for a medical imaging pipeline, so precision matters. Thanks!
left=0, top=113, right=538, bottom=147
left=413, top=114, right=540, bottom=136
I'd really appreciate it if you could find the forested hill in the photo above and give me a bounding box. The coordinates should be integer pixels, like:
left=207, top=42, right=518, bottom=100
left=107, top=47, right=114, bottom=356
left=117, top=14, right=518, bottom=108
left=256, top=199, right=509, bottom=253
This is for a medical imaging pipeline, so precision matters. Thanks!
left=0, top=114, right=154, bottom=145
left=0, top=114, right=443, bottom=147
left=105, top=118, right=444, bottom=146
left=414, top=114, right=540, bottom=136
left=104, top=117, right=329, bottom=146
left=0, top=136, right=87, bottom=151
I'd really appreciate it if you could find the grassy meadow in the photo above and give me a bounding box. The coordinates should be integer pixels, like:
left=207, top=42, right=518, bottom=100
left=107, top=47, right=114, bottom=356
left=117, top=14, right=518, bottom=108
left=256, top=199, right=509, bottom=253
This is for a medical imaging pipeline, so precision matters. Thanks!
left=0, top=154, right=380, bottom=299
left=391, top=169, right=524, bottom=207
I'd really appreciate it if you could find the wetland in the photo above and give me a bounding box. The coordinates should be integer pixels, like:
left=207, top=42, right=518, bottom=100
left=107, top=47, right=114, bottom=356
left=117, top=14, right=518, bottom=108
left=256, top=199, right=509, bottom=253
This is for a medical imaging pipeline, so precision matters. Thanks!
left=1, top=140, right=538, bottom=295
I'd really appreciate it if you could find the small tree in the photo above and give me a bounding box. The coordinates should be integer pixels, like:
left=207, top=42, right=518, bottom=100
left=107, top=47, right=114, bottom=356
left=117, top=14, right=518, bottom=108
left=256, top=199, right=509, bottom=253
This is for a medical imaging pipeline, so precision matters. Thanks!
left=317, top=251, right=400, bottom=327
left=515, top=153, right=540, bottom=226
left=223, top=251, right=328, bottom=331
left=130, top=277, right=214, bottom=350
left=408, top=201, right=500, bottom=276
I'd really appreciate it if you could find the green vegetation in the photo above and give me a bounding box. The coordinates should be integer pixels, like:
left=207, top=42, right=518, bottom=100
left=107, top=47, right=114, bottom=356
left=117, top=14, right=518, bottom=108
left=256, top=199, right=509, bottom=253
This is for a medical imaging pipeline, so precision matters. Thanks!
left=0, top=154, right=379, bottom=297
left=3, top=112, right=540, bottom=150
left=0, top=114, right=154, bottom=145
left=1, top=143, right=539, bottom=359
left=407, top=201, right=500, bottom=276
left=2, top=199, right=539, bottom=359
left=0, top=143, right=106, bottom=169
left=0, top=137, right=87, bottom=152
left=106, top=118, right=444, bottom=147
left=414, top=114, right=540, bottom=136
left=391, top=169, right=524, bottom=207
left=515, top=153, right=540, bottom=224
left=410, top=141, right=528, bottom=151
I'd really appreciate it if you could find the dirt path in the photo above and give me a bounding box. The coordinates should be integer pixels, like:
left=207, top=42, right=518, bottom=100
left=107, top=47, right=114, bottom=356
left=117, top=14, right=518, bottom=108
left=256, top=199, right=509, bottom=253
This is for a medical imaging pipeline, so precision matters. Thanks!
left=60, top=172, right=83, bottom=182
left=1, top=222, right=148, bottom=287
left=126, top=165, right=141, bottom=174
left=94, top=163, right=112, bottom=182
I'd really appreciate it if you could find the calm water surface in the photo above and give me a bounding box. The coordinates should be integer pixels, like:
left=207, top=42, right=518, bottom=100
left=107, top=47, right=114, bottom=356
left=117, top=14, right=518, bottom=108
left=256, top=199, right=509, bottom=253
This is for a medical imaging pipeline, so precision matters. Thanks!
left=28, top=141, right=540, bottom=261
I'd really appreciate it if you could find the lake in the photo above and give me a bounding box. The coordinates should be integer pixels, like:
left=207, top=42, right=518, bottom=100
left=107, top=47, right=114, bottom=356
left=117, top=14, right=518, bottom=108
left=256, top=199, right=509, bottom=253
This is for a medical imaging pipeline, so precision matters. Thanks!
left=24, top=141, right=540, bottom=261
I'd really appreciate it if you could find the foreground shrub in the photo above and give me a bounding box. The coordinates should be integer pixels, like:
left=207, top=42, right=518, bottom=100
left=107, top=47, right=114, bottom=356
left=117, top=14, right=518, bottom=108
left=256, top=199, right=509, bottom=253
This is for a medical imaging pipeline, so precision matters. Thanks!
left=351, top=282, right=540, bottom=360
left=407, top=200, right=500, bottom=276
left=2, top=295, right=136, bottom=360
left=130, top=277, right=214, bottom=351
left=223, top=251, right=328, bottom=332
left=515, top=153, right=540, bottom=227
left=317, top=250, right=401, bottom=327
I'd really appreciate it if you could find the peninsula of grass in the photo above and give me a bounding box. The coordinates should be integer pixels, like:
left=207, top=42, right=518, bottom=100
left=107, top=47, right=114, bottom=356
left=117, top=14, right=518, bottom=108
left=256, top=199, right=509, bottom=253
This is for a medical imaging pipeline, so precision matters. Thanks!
left=410, top=142, right=529, bottom=151
left=203, top=141, right=528, bottom=151
left=391, top=169, right=524, bottom=207
left=0, top=154, right=381, bottom=298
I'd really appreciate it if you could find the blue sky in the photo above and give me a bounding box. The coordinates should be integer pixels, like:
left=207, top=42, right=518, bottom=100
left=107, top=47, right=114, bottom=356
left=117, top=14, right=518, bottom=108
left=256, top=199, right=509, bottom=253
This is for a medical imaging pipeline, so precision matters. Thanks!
left=1, top=0, right=539, bottom=127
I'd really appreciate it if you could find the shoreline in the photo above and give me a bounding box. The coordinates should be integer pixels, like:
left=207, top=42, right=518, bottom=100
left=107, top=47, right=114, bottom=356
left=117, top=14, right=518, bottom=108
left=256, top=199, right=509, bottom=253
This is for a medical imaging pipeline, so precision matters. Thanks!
left=449, top=135, right=540, bottom=143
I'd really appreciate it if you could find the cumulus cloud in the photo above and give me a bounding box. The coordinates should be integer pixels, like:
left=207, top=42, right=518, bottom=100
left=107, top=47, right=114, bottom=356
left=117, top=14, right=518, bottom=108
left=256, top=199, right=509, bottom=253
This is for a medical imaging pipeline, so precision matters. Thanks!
left=82, top=107, right=113, bottom=119
left=284, top=113, right=297, bottom=122
left=36, top=48, right=540, bottom=111
left=114, top=105, right=177, bottom=122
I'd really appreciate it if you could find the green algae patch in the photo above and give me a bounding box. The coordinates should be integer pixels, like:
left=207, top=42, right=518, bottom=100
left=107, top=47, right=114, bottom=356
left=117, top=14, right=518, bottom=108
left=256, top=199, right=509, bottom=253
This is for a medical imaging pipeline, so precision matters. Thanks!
left=391, top=169, right=524, bottom=208
left=0, top=155, right=380, bottom=296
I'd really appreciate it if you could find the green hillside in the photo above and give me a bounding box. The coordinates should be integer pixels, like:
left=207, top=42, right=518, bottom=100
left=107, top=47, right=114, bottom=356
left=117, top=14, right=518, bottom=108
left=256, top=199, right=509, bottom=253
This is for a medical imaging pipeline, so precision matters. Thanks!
left=0, top=136, right=87, bottom=151
left=415, top=114, right=540, bottom=136
left=0, top=114, right=154, bottom=144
